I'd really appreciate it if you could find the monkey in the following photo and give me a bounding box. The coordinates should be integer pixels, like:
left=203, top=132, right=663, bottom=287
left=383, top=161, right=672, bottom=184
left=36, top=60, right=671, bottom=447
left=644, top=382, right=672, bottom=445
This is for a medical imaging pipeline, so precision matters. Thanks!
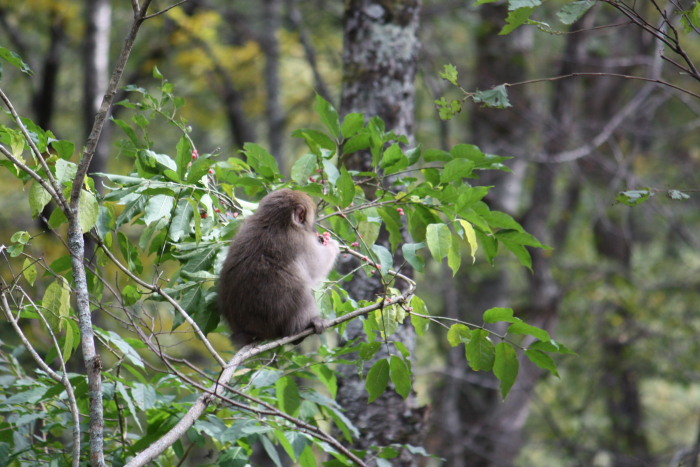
left=218, top=189, right=340, bottom=346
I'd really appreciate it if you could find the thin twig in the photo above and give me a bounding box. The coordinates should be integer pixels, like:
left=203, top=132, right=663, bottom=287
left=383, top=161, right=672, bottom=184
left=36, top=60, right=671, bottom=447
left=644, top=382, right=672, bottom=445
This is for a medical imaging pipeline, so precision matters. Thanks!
left=504, top=72, right=700, bottom=100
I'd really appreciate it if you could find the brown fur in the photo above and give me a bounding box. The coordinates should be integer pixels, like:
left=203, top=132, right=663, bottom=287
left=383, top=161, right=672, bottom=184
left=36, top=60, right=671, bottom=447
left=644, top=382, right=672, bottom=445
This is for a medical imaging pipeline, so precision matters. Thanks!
left=218, top=189, right=339, bottom=346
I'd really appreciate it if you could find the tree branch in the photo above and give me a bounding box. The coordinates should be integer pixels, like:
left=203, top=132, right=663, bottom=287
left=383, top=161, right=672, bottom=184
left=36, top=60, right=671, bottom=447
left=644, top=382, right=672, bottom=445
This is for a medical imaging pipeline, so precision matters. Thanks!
left=124, top=252, right=415, bottom=466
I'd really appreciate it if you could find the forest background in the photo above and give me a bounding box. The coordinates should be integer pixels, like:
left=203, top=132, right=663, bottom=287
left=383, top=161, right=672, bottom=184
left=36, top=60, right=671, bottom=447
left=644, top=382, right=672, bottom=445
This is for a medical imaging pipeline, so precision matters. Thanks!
left=0, top=0, right=700, bottom=466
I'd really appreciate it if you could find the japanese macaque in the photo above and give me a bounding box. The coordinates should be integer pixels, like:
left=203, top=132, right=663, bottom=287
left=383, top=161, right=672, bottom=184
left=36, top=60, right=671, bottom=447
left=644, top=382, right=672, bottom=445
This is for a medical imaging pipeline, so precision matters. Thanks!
left=218, top=189, right=340, bottom=346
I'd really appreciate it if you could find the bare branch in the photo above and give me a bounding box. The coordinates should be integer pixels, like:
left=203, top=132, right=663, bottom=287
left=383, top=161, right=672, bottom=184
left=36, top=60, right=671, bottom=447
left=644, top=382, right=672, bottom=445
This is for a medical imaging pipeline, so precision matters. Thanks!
left=143, top=0, right=189, bottom=20
left=504, top=71, right=700, bottom=100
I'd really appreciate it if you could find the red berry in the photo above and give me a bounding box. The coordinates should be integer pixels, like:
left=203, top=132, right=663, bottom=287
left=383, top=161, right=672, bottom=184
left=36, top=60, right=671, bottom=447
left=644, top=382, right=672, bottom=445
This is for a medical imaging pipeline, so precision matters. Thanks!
left=351, top=242, right=359, bottom=248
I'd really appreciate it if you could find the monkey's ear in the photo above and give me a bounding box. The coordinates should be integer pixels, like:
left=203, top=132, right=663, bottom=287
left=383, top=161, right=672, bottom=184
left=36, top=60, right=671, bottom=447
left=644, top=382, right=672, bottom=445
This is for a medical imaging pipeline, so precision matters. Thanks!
left=293, top=204, right=307, bottom=225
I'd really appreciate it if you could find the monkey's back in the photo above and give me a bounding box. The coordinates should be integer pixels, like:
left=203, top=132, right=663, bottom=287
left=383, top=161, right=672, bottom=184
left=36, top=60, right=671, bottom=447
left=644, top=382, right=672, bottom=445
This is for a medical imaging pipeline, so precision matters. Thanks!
left=218, top=223, right=315, bottom=344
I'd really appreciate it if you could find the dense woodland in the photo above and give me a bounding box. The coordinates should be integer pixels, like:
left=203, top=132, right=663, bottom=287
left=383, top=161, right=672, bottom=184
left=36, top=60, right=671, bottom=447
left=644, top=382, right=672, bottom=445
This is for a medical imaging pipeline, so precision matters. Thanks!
left=1, top=1, right=700, bottom=466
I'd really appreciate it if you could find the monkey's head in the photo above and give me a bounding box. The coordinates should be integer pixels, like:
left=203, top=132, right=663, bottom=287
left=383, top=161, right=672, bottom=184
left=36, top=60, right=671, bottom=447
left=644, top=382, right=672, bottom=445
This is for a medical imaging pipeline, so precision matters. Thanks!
left=254, top=189, right=317, bottom=233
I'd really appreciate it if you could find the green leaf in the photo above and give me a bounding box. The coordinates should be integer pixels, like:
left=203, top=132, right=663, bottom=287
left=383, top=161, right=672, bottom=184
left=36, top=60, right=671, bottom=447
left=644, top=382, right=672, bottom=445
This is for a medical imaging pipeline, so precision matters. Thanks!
left=291, top=153, right=317, bottom=184
left=360, top=342, right=383, bottom=361
left=10, top=230, right=28, bottom=244
left=62, top=318, right=77, bottom=362
left=378, top=206, right=403, bottom=253
left=616, top=189, right=653, bottom=206
left=22, top=258, right=37, bottom=286
left=380, top=143, right=407, bottom=171
left=426, top=223, right=451, bottom=263
left=681, top=1, right=700, bottom=32
left=494, top=342, right=519, bottom=398
left=243, top=142, right=280, bottom=179
left=358, top=220, right=381, bottom=248
left=500, top=6, right=536, bottom=35
left=169, top=201, right=193, bottom=242
left=143, top=194, right=174, bottom=226
left=51, top=140, right=75, bottom=160
left=42, top=278, right=71, bottom=332
left=29, top=182, right=52, bottom=217
left=441, top=158, right=474, bottom=183
left=315, top=94, right=340, bottom=139
left=525, top=349, right=559, bottom=377
left=48, top=206, right=68, bottom=230
left=55, top=159, right=78, bottom=186
left=465, top=329, right=495, bottom=371
left=343, top=132, right=371, bottom=154
left=276, top=376, right=301, bottom=415
left=366, top=358, right=390, bottom=403
left=341, top=112, right=365, bottom=138
left=435, top=97, right=463, bottom=120
left=79, top=190, right=99, bottom=233
left=389, top=356, right=412, bottom=399
left=299, top=445, right=317, bottom=467
left=446, top=323, right=471, bottom=347
left=483, top=307, right=517, bottom=323
left=509, top=0, right=541, bottom=8
left=499, top=236, right=533, bottom=270
left=122, top=284, right=141, bottom=306
left=473, top=84, right=512, bottom=109
left=371, top=244, right=394, bottom=273
left=557, top=0, right=595, bottom=25
left=423, top=148, right=452, bottom=162
left=457, top=219, right=478, bottom=263
left=0, top=47, right=32, bottom=75
left=410, top=296, right=429, bottom=336
left=508, top=321, right=551, bottom=342
left=440, top=64, right=459, bottom=86
left=98, top=329, right=144, bottom=369
left=497, top=229, right=548, bottom=249
left=336, top=165, right=355, bottom=208
left=401, top=242, right=426, bottom=272
left=175, top=135, right=193, bottom=180
left=447, top=233, right=461, bottom=276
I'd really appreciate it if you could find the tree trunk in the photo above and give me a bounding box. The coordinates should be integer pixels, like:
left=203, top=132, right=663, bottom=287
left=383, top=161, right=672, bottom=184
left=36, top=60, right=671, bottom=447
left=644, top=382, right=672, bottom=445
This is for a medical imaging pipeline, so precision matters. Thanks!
left=261, top=0, right=286, bottom=171
left=84, top=0, right=112, bottom=184
left=336, top=1, right=426, bottom=466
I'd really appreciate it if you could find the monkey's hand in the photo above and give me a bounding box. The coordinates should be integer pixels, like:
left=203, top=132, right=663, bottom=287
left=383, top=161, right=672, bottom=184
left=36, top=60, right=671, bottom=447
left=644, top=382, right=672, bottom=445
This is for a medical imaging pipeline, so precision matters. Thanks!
left=309, top=315, right=328, bottom=334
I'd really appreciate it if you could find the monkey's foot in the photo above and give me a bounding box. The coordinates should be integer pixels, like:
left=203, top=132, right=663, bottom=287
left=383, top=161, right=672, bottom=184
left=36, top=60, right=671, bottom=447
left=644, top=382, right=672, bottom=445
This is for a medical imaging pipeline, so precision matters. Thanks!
left=310, top=316, right=328, bottom=334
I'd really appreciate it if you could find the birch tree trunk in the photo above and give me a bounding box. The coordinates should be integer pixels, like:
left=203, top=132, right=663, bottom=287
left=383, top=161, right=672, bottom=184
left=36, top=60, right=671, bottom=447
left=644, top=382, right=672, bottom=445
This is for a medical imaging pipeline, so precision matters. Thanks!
left=84, top=0, right=112, bottom=181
